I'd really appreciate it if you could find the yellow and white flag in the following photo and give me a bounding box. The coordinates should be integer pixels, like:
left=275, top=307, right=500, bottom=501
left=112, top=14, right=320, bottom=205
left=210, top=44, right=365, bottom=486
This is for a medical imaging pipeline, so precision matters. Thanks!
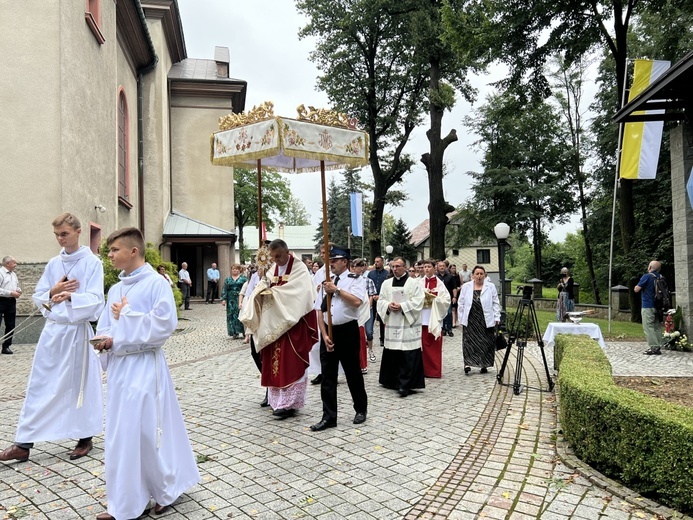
left=619, top=59, right=670, bottom=180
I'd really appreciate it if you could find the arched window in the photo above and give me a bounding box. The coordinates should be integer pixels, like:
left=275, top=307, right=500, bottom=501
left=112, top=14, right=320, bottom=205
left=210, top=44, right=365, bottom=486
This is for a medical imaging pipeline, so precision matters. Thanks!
left=117, top=89, right=131, bottom=207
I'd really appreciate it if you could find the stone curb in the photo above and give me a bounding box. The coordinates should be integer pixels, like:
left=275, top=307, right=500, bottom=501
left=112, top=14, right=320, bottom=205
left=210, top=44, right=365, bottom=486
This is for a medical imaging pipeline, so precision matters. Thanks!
left=554, top=383, right=693, bottom=520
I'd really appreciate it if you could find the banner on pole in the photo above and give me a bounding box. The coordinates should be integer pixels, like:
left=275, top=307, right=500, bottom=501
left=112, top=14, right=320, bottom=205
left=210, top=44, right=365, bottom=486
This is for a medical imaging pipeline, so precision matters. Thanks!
left=350, top=192, right=363, bottom=237
left=619, top=59, right=670, bottom=180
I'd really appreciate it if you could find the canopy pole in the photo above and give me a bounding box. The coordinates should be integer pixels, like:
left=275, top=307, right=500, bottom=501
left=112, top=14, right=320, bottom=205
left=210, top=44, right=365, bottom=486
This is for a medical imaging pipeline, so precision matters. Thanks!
left=257, top=159, right=263, bottom=246
left=320, top=160, right=333, bottom=339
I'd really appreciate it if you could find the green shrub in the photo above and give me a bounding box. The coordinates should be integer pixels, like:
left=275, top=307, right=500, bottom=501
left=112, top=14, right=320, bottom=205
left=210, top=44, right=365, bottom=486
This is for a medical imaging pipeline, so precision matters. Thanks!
left=99, top=241, right=182, bottom=311
left=556, top=335, right=693, bottom=513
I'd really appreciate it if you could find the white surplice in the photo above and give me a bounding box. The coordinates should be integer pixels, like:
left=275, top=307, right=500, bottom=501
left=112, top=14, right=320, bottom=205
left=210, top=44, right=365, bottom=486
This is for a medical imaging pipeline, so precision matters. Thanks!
left=16, top=246, right=104, bottom=443
left=419, top=275, right=451, bottom=339
left=96, top=264, right=200, bottom=519
left=376, top=276, right=425, bottom=351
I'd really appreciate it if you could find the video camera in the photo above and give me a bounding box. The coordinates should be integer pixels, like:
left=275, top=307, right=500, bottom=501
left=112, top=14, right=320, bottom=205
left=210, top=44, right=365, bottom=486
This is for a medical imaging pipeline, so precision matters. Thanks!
left=515, top=285, right=533, bottom=298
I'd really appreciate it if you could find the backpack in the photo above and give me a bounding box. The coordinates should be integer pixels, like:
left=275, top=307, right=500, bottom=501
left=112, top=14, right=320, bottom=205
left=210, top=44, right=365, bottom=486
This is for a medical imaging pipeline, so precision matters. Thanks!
left=651, top=273, right=671, bottom=312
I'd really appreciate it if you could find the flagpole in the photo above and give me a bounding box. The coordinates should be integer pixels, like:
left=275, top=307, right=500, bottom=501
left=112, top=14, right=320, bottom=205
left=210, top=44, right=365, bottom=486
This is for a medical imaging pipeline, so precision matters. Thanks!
left=607, top=58, right=631, bottom=333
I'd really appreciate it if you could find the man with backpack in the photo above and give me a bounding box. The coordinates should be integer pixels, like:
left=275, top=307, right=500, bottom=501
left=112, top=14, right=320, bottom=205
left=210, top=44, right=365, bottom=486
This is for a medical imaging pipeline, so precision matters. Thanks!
left=634, top=260, right=665, bottom=355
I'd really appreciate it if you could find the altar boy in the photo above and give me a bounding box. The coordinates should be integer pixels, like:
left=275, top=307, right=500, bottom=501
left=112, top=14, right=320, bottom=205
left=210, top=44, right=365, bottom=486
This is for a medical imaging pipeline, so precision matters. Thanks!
left=92, top=228, right=199, bottom=519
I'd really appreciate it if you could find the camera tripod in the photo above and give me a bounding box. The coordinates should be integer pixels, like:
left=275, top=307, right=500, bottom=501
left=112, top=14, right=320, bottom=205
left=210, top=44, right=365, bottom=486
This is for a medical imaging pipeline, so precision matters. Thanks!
left=497, top=295, right=554, bottom=395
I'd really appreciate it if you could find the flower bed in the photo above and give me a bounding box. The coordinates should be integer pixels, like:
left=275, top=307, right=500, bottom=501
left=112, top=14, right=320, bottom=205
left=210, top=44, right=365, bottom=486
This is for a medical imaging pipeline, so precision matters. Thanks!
left=555, top=334, right=693, bottom=514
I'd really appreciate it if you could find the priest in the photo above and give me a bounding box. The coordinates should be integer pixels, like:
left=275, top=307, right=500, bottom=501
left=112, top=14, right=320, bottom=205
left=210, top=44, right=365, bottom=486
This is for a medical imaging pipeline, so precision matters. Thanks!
left=377, top=257, right=425, bottom=397
left=240, top=239, right=318, bottom=419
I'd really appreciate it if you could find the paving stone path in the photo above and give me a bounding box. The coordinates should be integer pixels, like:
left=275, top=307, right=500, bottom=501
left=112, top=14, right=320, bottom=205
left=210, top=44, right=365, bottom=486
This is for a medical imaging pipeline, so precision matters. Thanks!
left=0, top=304, right=690, bottom=519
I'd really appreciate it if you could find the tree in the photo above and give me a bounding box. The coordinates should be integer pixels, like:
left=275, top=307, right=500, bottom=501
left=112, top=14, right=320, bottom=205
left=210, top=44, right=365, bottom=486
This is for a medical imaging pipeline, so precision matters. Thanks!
left=281, top=195, right=311, bottom=226
left=409, top=1, right=488, bottom=260
left=233, top=168, right=292, bottom=262
left=549, top=55, right=602, bottom=304
left=314, top=178, right=351, bottom=253
left=297, top=0, right=428, bottom=261
left=466, top=92, right=576, bottom=278
left=388, top=218, right=417, bottom=265
left=443, top=0, right=653, bottom=258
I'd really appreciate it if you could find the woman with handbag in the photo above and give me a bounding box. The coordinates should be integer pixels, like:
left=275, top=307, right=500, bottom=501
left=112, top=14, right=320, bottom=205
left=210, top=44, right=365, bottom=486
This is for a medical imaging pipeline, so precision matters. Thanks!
left=458, top=266, right=501, bottom=375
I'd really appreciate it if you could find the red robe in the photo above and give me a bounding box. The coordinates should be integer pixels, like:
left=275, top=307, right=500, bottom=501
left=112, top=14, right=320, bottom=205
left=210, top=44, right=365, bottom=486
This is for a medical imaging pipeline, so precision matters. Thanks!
left=260, top=256, right=318, bottom=388
left=421, top=275, right=443, bottom=378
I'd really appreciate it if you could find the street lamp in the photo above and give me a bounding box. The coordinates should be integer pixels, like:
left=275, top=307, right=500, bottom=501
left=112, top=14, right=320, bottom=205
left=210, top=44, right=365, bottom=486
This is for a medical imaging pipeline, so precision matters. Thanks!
left=494, top=222, right=510, bottom=324
left=385, top=244, right=393, bottom=265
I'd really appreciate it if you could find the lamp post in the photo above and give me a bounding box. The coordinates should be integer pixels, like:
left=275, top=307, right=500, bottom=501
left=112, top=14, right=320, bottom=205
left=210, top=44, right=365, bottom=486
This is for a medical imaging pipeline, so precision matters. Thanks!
left=494, top=222, right=510, bottom=325
left=385, top=244, right=393, bottom=265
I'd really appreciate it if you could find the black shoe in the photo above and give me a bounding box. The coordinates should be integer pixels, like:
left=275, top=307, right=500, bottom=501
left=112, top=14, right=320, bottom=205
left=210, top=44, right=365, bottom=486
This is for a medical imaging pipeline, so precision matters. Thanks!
left=1, top=348, right=13, bottom=355
left=272, top=408, right=296, bottom=419
left=310, top=418, right=337, bottom=431
left=311, top=374, right=323, bottom=385
left=464, top=366, right=471, bottom=374
left=447, top=330, right=454, bottom=337
left=397, top=387, right=409, bottom=398
left=260, top=396, right=269, bottom=407
left=645, top=348, right=662, bottom=355
left=353, top=412, right=367, bottom=424
left=480, top=367, right=488, bottom=374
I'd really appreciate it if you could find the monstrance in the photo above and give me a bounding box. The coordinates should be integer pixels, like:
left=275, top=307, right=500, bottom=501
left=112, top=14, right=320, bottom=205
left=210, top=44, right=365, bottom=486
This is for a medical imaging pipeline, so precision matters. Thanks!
left=211, top=101, right=369, bottom=337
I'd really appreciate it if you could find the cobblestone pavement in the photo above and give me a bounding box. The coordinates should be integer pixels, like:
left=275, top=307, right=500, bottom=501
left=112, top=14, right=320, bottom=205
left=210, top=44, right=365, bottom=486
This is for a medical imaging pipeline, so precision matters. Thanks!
left=0, top=305, right=690, bottom=519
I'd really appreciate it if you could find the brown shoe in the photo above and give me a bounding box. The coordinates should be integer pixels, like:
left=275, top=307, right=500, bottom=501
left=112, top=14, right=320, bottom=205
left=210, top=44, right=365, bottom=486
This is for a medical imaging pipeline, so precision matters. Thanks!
left=0, top=444, right=30, bottom=462
left=69, top=439, right=93, bottom=460
left=96, top=513, right=115, bottom=520
left=154, top=503, right=170, bottom=515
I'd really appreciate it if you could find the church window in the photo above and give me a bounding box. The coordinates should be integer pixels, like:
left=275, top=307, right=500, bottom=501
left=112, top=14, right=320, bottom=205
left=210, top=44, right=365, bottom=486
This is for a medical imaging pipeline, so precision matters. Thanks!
left=118, top=89, right=132, bottom=208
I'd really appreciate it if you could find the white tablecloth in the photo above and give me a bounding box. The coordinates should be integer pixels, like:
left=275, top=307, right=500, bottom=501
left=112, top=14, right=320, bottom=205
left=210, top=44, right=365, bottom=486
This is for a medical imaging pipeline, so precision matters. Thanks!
left=542, top=322, right=606, bottom=349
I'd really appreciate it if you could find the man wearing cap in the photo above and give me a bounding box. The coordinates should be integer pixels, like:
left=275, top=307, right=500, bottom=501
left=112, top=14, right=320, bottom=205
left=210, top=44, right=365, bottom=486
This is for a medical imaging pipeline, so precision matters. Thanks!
left=377, top=257, right=425, bottom=397
left=239, top=239, right=318, bottom=419
left=311, top=246, right=368, bottom=431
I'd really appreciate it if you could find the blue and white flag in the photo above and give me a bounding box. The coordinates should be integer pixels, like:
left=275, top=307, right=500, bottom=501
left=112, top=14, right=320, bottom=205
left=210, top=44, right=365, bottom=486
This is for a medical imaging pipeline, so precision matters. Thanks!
left=350, top=192, right=363, bottom=237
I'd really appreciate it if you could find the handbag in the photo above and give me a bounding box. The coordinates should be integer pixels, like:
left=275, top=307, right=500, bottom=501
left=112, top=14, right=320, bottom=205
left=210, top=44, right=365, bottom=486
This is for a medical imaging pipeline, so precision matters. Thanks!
left=495, top=327, right=508, bottom=351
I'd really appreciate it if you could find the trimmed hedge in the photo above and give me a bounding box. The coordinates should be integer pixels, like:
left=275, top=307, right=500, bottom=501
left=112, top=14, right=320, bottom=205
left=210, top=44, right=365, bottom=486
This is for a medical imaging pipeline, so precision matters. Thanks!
left=555, top=335, right=693, bottom=513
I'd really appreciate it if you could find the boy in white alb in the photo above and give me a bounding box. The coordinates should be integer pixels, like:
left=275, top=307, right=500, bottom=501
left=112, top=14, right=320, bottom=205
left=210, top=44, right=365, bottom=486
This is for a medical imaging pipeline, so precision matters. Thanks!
left=0, top=213, right=103, bottom=463
left=92, top=227, right=199, bottom=520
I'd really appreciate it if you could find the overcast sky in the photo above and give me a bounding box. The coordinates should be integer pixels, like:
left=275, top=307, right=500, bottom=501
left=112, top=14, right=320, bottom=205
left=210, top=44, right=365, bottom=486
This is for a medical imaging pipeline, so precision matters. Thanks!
left=177, top=0, right=581, bottom=242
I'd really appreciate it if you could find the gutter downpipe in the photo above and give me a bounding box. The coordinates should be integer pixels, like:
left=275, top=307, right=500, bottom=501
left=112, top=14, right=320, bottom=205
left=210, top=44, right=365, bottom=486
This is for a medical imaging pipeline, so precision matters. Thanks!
left=135, top=1, right=159, bottom=234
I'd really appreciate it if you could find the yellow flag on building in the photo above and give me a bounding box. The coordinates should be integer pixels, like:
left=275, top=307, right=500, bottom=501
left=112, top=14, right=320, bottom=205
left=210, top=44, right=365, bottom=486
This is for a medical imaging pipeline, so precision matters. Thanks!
left=619, top=59, right=670, bottom=180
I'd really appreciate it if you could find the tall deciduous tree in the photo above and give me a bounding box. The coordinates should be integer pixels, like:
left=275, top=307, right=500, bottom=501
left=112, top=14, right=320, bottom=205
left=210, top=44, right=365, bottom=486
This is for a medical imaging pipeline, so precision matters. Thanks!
left=297, top=0, right=427, bottom=261
left=233, top=168, right=292, bottom=262
left=409, top=0, right=488, bottom=260
left=467, top=93, right=576, bottom=278
left=443, top=0, right=650, bottom=257
left=549, top=56, right=602, bottom=304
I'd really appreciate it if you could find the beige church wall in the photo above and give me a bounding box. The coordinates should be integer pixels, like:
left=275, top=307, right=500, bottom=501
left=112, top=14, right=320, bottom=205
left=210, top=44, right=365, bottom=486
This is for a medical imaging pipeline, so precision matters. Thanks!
left=57, top=2, right=119, bottom=253
left=0, top=4, right=63, bottom=262
left=114, top=38, right=141, bottom=232
left=140, top=19, right=172, bottom=247
left=170, top=97, right=235, bottom=232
